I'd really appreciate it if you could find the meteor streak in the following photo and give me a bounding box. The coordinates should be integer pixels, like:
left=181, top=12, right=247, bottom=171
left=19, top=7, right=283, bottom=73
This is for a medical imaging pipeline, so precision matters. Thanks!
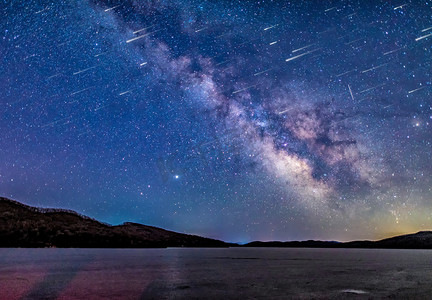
left=70, top=87, right=91, bottom=96
left=94, top=51, right=108, bottom=57
left=126, top=30, right=161, bottom=43
left=384, top=48, right=402, bottom=55
left=285, top=48, right=320, bottom=62
left=77, top=130, right=91, bottom=137
left=415, top=32, right=432, bottom=41
left=324, top=7, right=337, bottom=12
left=133, top=25, right=154, bottom=34
left=292, top=43, right=315, bottom=53
left=94, top=104, right=109, bottom=111
left=232, top=85, right=257, bottom=94
left=254, top=68, right=274, bottom=76
left=73, top=66, right=97, bottom=76
left=361, top=63, right=388, bottom=73
left=336, top=69, right=356, bottom=77
left=35, top=7, right=48, bottom=14
left=264, top=24, right=278, bottom=31
left=41, top=116, right=71, bottom=128
left=345, top=38, right=364, bottom=45
left=394, top=4, right=408, bottom=10
left=348, top=85, right=355, bottom=100
left=47, top=73, right=60, bottom=79
left=278, top=109, right=290, bottom=115
left=119, top=90, right=132, bottom=96
left=359, top=83, right=386, bottom=94
left=104, top=5, right=120, bottom=12
left=408, top=86, right=427, bottom=94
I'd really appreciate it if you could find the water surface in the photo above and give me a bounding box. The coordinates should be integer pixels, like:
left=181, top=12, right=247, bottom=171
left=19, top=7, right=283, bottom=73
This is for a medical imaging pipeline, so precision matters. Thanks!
left=1, top=248, right=431, bottom=299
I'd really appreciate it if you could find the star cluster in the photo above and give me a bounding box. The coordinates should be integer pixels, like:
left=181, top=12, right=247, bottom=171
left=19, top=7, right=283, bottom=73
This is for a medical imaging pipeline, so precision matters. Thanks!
left=1, top=0, right=432, bottom=242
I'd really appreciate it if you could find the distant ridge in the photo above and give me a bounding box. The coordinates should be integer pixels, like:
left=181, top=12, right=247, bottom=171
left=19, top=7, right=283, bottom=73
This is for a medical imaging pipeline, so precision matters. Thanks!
left=245, top=231, right=432, bottom=249
left=0, top=197, right=231, bottom=248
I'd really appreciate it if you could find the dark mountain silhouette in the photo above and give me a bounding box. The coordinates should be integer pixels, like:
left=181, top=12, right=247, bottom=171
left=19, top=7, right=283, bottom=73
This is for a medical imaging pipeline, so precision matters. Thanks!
left=2, top=197, right=432, bottom=249
left=0, top=197, right=231, bottom=248
left=245, top=231, right=432, bottom=249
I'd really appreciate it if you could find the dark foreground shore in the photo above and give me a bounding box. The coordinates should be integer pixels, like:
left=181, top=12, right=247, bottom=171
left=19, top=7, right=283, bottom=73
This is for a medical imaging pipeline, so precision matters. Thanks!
left=1, top=248, right=431, bottom=299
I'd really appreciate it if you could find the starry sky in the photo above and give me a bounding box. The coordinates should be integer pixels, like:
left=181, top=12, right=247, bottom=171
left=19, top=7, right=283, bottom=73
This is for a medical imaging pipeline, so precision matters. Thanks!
left=1, top=0, right=432, bottom=243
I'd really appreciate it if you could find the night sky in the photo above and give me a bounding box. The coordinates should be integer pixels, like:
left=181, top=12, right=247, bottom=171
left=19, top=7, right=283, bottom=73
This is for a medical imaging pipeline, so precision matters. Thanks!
left=2, top=0, right=432, bottom=243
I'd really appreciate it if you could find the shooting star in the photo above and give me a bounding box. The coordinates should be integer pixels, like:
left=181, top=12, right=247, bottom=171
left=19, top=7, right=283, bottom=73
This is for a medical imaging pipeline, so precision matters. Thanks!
left=269, top=41, right=278, bottom=45
left=94, top=104, right=109, bottom=111
left=94, top=51, right=108, bottom=57
left=47, top=73, right=60, bottom=80
left=126, top=34, right=147, bottom=43
left=41, top=116, right=71, bottom=128
left=216, top=60, right=230, bottom=66
left=200, top=139, right=219, bottom=147
left=359, top=83, right=386, bottom=94
left=352, top=43, right=368, bottom=51
left=408, top=86, right=427, bottom=94
left=324, top=7, right=337, bottom=12
left=415, top=32, right=432, bottom=42
left=73, top=66, right=97, bottom=76
left=140, top=62, right=147, bottom=66
left=264, top=24, right=279, bottom=31
left=285, top=48, right=320, bottom=62
left=77, top=130, right=92, bottom=137
left=126, top=30, right=161, bottom=43
left=215, top=32, right=231, bottom=39
left=104, top=5, right=120, bottom=12
left=421, top=26, right=432, bottom=32
left=195, top=27, right=207, bottom=33
left=394, top=4, right=408, bottom=10
left=345, top=38, right=364, bottom=45
left=119, top=90, right=132, bottom=96
left=348, top=84, right=355, bottom=100
left=357, top=96, right=372, bottom=103
left=336, top=69, right=357, bottom=77
left=133, top=25, right=154, bottom=34
left=60, top=120, right=72, bottom=126
left=292, top=43, right=316, bottom=53
left=361, top=63, right=389, bottom=73
left=278, top=108, right=290, bottom=115
left=232, top=84, right=257, bottom=94
left=35, top=7, right=48, bottom=14
left=70, top=87, right=91, bottom=96
left=384, top=48, right=403, bottom=55
left=318, top=28, right=335, bottom=34
left=254, top=68, right=274, bottom=76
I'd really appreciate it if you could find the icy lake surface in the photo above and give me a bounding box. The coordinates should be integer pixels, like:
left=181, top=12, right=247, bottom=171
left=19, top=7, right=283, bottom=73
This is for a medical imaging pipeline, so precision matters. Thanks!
left=1, top=247, right=432, bottom=299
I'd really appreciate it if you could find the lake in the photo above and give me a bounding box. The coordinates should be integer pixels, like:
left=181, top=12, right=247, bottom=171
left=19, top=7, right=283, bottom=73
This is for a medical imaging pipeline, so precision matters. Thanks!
left=1, top=248, right=431, bottom=299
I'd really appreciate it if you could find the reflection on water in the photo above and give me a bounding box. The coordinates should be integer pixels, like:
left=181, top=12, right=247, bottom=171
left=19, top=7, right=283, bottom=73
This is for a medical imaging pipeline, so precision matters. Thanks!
left=341, top=289, right=369, bottom=294
left=1, top=248, right=432, bottom=299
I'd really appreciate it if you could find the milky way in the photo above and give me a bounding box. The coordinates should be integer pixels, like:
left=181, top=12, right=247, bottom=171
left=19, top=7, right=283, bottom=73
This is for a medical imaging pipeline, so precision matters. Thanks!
left=2, top=0, right=432, bottom=242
